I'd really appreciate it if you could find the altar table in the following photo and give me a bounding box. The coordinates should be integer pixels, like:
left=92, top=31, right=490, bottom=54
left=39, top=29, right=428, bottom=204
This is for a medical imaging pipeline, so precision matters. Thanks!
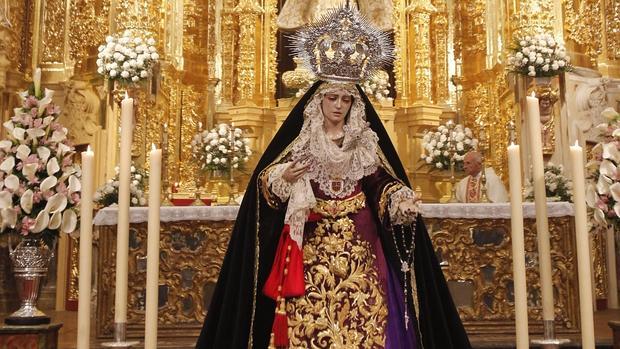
left=92, top=202, right=582, bottom=339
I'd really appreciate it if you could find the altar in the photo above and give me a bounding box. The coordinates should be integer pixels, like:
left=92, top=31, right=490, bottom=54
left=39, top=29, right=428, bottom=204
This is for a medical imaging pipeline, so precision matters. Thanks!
left=91, top=202, right=583, bottom=341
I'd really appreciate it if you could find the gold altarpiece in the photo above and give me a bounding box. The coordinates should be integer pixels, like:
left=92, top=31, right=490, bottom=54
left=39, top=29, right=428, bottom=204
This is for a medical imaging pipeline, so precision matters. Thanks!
left=0, top=0, right=620, bottom=343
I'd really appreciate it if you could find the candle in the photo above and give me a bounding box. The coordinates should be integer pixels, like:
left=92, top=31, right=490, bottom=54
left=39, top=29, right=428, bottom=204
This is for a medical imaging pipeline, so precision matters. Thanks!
left=77, top=146, right=94, bottom=349
left=508, top=143, right=529, bottom=348
left=526, top=93, right=555, bottom=321
left=144, top=144, right=162, bottom=349
left=570, top=141, right=595, bottom=349
left=198, top=121, right=203, bottom=131
left=33, top=67, right=41, bottom=97
left=115, top=94, right=134, bottom=324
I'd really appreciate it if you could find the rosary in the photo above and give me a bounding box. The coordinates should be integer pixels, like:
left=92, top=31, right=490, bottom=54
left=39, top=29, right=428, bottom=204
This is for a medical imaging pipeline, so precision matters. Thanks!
left=391, top=215, right=418, bottom=330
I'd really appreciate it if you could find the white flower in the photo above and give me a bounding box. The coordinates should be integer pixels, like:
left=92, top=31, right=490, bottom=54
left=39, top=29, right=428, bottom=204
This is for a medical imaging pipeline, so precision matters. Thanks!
left=121, top=71, right=130, bottom=78
left=0, top=156, right=15, bottom=173
left=109, top=70, right=118, bottom=77
left=32, top=210, right=50, bottom=233
left=4, top=174, right=18, bottom=191
left=47, top=157, right=60, bottom=175
left=61, top=210, right=77, bottom=233
left=436, top=162, right=443, bottom=169
left=601, top=107, right=618, bottom=121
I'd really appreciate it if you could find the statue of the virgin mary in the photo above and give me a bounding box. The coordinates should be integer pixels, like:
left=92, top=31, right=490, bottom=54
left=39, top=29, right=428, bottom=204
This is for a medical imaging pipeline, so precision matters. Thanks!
left=196, top=5, right=471, bottom=349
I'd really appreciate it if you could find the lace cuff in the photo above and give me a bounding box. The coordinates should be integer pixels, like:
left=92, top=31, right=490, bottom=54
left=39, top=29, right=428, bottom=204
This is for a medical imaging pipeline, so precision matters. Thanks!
left=267, top=162, right=293, bottom=202
left=388, top=186, right=419, bottom=225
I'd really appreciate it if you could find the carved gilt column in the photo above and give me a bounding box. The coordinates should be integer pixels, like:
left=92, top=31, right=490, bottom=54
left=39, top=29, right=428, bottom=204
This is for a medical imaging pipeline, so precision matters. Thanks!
left=431, top=0, right=449, bottom=105
left=407, top=0, right=437, bottom=103
left=393, top=0, right=409, bottom=106
left=233, top=0, right=263, bottom=105
left=221, top=0, right=238, bottom=106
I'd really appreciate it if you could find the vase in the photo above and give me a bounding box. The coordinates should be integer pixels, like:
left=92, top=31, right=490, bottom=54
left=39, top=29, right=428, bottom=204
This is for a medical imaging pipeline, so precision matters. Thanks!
left=5, top=235, right=53, bottom=325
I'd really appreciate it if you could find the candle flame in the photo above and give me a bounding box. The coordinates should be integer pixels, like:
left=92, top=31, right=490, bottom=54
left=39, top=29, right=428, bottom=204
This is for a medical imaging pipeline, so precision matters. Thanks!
left=87, top=145, right=92, bottom=152
left=151, top=143, right=157, bottom=151
left=530, top=91, right=536, bottom=98
left=510, top=142, right=515, bottom=147
left=164, top=123, right=168, bottom=129
left=125, top=91, right=129, bottom=100
left=574, top=140, right=579, bottom=147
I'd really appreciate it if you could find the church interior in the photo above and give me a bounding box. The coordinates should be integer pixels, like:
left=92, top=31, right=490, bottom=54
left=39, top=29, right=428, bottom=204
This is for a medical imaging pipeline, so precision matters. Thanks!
left=0, top=0, right=620, bottom=348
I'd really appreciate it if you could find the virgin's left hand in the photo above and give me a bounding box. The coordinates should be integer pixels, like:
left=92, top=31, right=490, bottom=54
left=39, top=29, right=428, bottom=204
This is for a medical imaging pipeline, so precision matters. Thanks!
left=398, top=199, right=420, bottom=217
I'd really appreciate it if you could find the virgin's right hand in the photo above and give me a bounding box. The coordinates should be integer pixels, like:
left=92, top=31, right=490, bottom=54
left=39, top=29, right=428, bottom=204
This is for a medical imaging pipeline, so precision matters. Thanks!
left=282, top=159, right=310, bottom=183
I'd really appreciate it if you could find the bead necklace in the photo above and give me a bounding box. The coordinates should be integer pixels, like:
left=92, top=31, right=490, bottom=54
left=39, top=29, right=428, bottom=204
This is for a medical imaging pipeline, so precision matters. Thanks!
left=391, top=215, right=418, bottom=330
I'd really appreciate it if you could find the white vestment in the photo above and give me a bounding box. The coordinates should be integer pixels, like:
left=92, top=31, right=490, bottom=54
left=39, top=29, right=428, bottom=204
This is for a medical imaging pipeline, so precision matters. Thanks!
left=455, top=167, right=508, bottom=203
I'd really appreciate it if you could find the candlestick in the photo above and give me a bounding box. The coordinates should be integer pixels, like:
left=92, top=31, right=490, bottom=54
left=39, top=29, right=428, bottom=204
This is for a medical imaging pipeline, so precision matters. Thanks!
left=77, top=146, right=94, bottom=349
left=570, top=141, right=595, bottom=349
left=145, top=144, right=162, bottom=349
left=508, top=142, right=529, bottom=349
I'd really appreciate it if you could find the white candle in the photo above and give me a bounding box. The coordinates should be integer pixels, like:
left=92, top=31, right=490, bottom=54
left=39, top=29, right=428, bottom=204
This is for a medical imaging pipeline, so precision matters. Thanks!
left=508, top=143, right=529, bottom=348
left=526, top=93, right=555, bottom=321
left=115, top=94, right=134, bottom=324
left=144, top=144, right=162, bottom=349
left=77, top=146, right=94, bottom=349
left=33, top=67, right=41, bottom=97
left=570, top=141, right=595, bottom=349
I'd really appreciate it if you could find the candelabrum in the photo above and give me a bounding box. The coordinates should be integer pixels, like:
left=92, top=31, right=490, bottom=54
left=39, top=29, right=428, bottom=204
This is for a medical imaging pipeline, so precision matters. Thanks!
left=446, top=121, right=459, bottom=203
left=160, top=123, right=173, bottom=206
left=477, top=122, right=490, bottom=203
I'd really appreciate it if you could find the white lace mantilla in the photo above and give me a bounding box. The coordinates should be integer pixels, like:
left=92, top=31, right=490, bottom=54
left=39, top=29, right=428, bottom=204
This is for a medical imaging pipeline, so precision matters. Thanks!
left=93, top=206, right=239, bottom=226
left=418, top=202, right=574, bottom=219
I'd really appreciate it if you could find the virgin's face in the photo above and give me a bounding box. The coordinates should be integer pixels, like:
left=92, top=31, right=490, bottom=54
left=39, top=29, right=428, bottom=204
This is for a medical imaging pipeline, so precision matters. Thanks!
left=321, top=90, right=353, bottom=126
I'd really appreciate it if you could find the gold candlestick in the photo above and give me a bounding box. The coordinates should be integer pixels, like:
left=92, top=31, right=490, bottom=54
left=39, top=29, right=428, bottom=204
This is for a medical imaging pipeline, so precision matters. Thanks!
left=478, top=123, right=490, bottom=203
left=161, top=123, right=173, bottom=206
left=446, top=121, right=458, bottom=203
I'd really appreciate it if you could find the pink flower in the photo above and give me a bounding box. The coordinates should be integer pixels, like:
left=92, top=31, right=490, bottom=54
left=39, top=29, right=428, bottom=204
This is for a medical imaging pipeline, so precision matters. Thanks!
left=56, top=182, right=68, bottom=196
left=33, top=118, right=42, bottom=128
left=597, top=198, right=609, bottom=211
left=32, top=191, right=42, bottom=204
left=24, top=154, right=38, bottom=165
left=70, top=192, right=80, bottom=205
left=42, top=190, right=54, bottom=200
left=24, top=96, right=38, bottom=109
left=30, top=108, right=38, bottom=117
left=15, top=162, right=23, bottom=171
left=20, top=217, right=35, bottom=235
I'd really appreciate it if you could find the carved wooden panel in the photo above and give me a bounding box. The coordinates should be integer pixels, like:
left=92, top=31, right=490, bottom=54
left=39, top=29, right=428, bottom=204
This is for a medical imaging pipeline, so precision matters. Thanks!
left=426, top=216, right=579, bottom=335
left=95, top=220, right=233, bottom=338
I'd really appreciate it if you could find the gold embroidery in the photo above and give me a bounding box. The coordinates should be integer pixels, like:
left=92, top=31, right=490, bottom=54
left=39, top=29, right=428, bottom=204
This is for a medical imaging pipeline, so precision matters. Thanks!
left=313, top=191, right=366, bottom=218
left=287, top=215, right=387, bottom=348
left=378, top=182, right=403, bottom=223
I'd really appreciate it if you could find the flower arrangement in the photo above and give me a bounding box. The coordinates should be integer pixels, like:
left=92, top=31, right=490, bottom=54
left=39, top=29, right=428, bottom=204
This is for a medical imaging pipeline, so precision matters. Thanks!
left=94, top=164, right=148, bottom=207
left=506, top=33, right=571, bottom=77
left=525, top=162, right=573, bottom=202
left=191, top=123, right=252, bottom=172
left=0, top=84, right=81, bottom=245
left=361, top=70, right=391, bottom=102
left=586, top=107, right=620, bottom=229
left=421, top=123, right=478, bottom=171
left=96, top=30, right=159, bottom=84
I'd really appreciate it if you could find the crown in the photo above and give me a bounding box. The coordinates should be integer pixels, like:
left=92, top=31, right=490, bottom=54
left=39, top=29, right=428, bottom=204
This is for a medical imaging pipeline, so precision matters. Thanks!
left=289, top=5, right=393, bottom=83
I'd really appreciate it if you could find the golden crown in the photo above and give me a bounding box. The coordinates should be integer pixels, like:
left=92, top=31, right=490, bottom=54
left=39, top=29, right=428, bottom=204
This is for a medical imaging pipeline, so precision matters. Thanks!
left=289, top=6, right=393, bottom=83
